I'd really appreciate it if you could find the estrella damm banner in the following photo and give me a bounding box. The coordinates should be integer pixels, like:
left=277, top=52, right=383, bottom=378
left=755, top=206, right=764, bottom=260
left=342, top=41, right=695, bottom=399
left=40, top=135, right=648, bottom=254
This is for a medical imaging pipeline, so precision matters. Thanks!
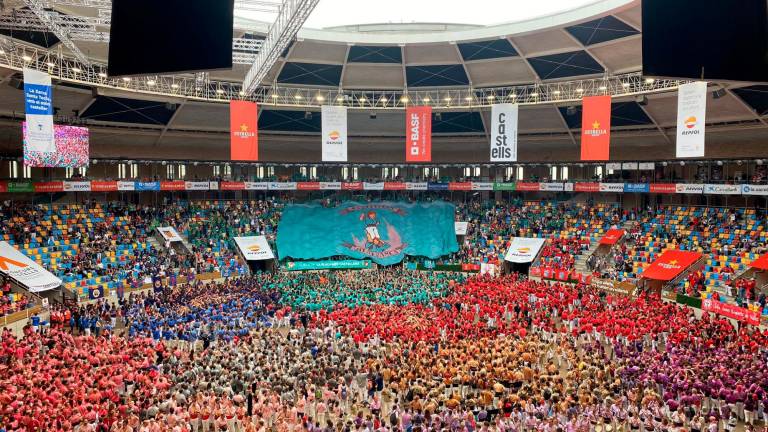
left=277, top=201, right=459, bottom=266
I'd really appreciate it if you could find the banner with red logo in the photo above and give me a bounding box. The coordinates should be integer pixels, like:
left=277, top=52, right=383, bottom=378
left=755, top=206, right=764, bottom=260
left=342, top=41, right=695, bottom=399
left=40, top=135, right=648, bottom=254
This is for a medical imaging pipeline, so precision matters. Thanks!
left=384, top=182, right=406, bottom=191
left=702, top=298, right=761, bottom=326
left=160, top=181, right=186, bottom=191
left=599, top=229, right=625, bottom=245
left=342, top=182, right=363, bottom=191
left=529, top=267, right=542, bottom=277
left=650, top=183, right=677, bottom=194
left=516, top=182, right=541, bottom=192
left=580, top=95, right=611, bottom=161
left=749, top=254, right=768, bottom=271
left=575, top=182, right=600, bottom=192
left=406, top=106, right=432, bottom=162
left=676, top=82, right=707, bottom=158
left=91, top=181, right=118, bottom=192
left=448, top=182, right=472, bottom=191
left=297, top=182, right=321, bottom=191
left=641, top=250, right=702, bottom=281
left=34, top=181, right=63, bottom=193
left=221, top=181, right=246, bottom=191
left=0, top=182, right=6, bottom=193
left=230, top=100, right=258, bottom=161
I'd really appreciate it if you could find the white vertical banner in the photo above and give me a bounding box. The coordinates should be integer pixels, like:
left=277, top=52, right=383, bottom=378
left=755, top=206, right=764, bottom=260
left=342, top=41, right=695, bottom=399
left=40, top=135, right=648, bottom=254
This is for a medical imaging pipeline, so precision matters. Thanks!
left=490, top=103, right=518, bottom=162
left=23, top=68, right=55, bottom=154
left=676, top=81, right=707, bottom=158
left=321, top=105, right=348, bottom=162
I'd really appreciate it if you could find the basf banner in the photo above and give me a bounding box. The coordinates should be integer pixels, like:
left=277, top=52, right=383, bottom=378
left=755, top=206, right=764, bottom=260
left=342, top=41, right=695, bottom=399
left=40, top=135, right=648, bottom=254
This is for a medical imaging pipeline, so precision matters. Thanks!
left=490, top=103, right=518, bottom=162
left=676, top=82, right=707, bottom=158
left=580, top=95, right=611, bottom=161
left=23, top=68, right=55, bottom=155
left=406, top=106, right=432, bottom=162
left=504, top=237, right=547, bottom=263
left=0, top=241, right=61, bottom=292
left=277, top=201, right=458, bottom=266
left=234, top=236, right=275, bottom=261
left=321, top=105, right=348, bottom=162
left=230, top=100, right=259, bottom=161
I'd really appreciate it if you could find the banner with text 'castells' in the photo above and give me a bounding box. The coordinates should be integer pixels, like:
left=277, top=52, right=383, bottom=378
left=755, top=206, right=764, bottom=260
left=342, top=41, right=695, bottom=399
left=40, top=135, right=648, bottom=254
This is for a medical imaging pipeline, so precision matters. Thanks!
left=277, top=201, right=459, bottom=266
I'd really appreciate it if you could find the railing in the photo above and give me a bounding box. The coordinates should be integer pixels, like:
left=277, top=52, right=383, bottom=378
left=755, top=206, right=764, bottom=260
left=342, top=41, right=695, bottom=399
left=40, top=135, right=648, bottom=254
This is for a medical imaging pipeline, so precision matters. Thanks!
left=0, top=305, right=43, bottom=327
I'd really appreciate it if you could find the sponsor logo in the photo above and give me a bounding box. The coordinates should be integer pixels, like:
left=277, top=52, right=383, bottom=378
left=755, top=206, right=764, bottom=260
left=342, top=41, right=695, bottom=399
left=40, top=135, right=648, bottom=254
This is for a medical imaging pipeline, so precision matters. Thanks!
left=234, top=123, right=256, bottom=139
left=684, top=116, right=697, bottom=129
left=247, top=244, right=261, bottom=252
left=517, top=247, right=531, bottom=254
left=0, top=255, right=28, bottom=271
left=658, top=259, right=681, bottom=270
left=409, top=113, right=420, bottom=155
left=329, top=130, right=340, bottom=141
left=584, top=120, right=608, bottom=138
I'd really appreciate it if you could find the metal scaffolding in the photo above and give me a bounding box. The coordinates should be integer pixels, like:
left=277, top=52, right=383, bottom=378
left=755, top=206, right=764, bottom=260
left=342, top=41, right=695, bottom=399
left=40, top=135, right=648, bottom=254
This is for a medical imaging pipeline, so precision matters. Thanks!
left=242, top=0, right=319, bottom=95
left=0, top=37, right=688, bottom=108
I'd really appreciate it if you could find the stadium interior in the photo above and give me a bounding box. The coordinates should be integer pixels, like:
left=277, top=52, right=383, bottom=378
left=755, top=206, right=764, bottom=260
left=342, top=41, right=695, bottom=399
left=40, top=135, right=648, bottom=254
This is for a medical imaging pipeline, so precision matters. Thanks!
left=0, top=0, right=768, bottom=431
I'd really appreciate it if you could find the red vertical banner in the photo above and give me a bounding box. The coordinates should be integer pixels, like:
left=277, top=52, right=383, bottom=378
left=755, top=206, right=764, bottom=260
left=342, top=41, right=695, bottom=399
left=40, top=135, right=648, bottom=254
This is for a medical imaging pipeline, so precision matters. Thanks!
left=230, top=100, right=258, bottom=161
left=406, top=106, right=432, bottom=162
left=580, top=95, right=611, bottom=161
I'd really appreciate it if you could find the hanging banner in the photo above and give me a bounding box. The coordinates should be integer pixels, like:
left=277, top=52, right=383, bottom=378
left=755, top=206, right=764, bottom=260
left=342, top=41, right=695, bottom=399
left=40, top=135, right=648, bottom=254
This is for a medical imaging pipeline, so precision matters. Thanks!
left=185, top=181, right=210, bottom=191
left=342, top=182, right=363, bottom=191
left=234, top=236, right=275, bottom=261
left=284, top=260, right=373, bottom=271
left=516, top=182, right=540, bottom=192
left=622, top=162, right=639, bottom=170
left=742, top=184, right=768, bottom=196
left=230, top=100, right=259, bottom=161
left=449, top=182, right=472, bottom=191
left=23, top=68, right=55, bottom=154
left=0, top=182, right=6, bottom=193
left=221, top=181, right=246, bottom=191
left=650, top=183, right=677, bottom=194
left=580, top=95, right=611, bottom=161
left=245, top=182, right=270, bottom=190
left=320, top=182, right=341, bottom=190
left=504, top=237, right=547, bottom=263
left=384, top=182, right=406, bottom=191
left=471, top=182, right=494, bottom=191
left=268, top=182, right=297, bottom=191
left=676, top=81, right=707, bottom=158
left=624, top=183, right=650, bottom=193
left=363, top=182, right=385, bottom=191
left=8, top=182, right=34, bottom=193
left=704, top=184, right=741, bottom=195
left=675, top=183, right=704, bottom=194
left=0, top=241, right=62, bottom=292
left=428, top=182, right=449, bottom=191
left=406, top=106, right=432, bottom=162
left=493, top=182, right=516, bottom=191
left=599, top=183, right=624, bottom=193
left=297, top=182, right=321, bottom=191
left=321, top=105, right=348, bottom=162
left=91, top=181, right=118, bottom=192
left=161, top=181, right=186, bottom=191
left=406, top=182, right=428, bottom=191
left=575, top=182, right=600, bottom=192
left=34, top=182, right=63, bottom=193
left=540, top=183, right=565, bottom=192
left=702, top=299, right=760, bottom=326
left=490, top=103, right=518, bottom=162
left=63, top=181, right=91, bottom=192
left=117, top=181, right=136, bottom=191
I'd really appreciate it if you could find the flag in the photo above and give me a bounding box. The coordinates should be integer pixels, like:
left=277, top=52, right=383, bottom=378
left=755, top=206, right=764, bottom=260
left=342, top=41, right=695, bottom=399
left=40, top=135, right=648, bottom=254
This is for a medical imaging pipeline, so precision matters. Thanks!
left=676, top=81, right=707, bottom=158
left=580, top=95, right=611, bottom=161
left=230, top=100, right=258, bottom=161
left=88, top=286, right=104, bottom=300
left=406, top=106, right=432, bottom=162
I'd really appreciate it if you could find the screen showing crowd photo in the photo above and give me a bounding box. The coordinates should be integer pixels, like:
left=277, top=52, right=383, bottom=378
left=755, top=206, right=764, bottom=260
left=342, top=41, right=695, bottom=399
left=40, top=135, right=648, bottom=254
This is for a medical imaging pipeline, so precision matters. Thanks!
left=23, top=122, right=90, bottom=168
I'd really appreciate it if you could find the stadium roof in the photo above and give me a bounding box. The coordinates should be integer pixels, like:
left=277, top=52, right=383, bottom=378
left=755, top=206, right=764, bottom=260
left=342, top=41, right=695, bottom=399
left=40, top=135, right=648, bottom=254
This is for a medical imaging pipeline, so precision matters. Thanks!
left=0, top=0, right=767, bottom=162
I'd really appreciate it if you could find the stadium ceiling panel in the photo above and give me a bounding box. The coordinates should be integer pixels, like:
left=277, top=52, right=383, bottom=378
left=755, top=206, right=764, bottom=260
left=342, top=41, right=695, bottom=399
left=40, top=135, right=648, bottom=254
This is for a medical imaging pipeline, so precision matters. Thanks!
left=527, top=50, right=604, bottom=80
left=431, top=111, right=485, bottom=134
left=276, top=61, right=343, bottom=86
left=565, top=15, right=639, bottom=46
left=81, top=95, right=178, bottom=125
left=405, top=64, right=469, bottom=87
left=258, top=109, right=322, bottom=132
left=731, top=86, right=768, bottom=117
left=457, top=39, right=518, bottom=61
left=347, top=46, right=403, bottom=64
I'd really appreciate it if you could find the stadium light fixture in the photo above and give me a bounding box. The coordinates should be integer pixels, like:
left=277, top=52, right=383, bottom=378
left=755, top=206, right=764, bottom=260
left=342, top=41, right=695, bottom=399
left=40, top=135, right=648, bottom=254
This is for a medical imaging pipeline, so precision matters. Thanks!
left=22, top=55, right=31, bottom=61
left=713, top=88, right=727, bottom=99
left=46, top=62, right=54, bottom=67
left=598, top=85, right=607, bottom=91
left=216, top=89, right=224, bottom=94
left=72, top=67, right=81, bottom=73
left=553, top=90, right=561, bottom=95
left=336, top=96, right=344, bottom=102
left=400, top=96, right=409, bottom=103
left=316, top=95, right=325, bottom=102
left=359, top=97, right=367, bottom=102
left=622, top=82, right=630, bottom=88
left=645, top=78, right=655, bottom=84
left=443, top=96, right=451, bottom=102
left=294, top=94, right=302, bottom=100
left=272, top=93, right=279, bottom=98
left=486, top=95, right=495, bottom=100
left=171, top=83, right=179, bottom=89
left=122, top=77, right=131, bottom=82
left=423, top=97, right=430, bottom=102
left=576, top=88, right=584, bottom=93
left=530, top=93, right=539, bottom=97
left=147, top=80, right=156, bottom=86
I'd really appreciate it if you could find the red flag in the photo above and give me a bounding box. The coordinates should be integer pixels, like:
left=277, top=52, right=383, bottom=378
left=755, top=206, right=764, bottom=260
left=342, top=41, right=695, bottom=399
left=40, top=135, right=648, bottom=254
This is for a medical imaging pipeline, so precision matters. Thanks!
left=230, top=100, right=259, bottom=161
left=406, top=106, right=432, bottom=162
left=580, top=95, right=611, bottom=161
left=641, top=250, right=702, bottom=281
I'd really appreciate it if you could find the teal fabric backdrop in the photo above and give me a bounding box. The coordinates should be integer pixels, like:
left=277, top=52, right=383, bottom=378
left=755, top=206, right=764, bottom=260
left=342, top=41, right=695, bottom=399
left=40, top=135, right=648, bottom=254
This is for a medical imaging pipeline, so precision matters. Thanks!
left=277, top=201, right=459, bottom=265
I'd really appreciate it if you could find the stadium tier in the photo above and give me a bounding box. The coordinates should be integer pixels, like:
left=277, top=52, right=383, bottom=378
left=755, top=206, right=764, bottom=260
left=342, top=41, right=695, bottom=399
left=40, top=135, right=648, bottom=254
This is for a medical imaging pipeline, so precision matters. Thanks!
left=3, top=0, right=768, bottom=431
